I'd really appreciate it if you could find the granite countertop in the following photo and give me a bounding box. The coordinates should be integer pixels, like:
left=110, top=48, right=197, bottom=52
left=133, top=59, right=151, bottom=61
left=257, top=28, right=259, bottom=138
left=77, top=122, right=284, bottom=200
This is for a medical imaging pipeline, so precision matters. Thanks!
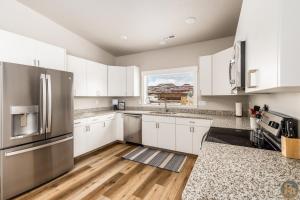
left=74, top=110, right=251, bottom=130
left=182, top=142, right=300, bottom=200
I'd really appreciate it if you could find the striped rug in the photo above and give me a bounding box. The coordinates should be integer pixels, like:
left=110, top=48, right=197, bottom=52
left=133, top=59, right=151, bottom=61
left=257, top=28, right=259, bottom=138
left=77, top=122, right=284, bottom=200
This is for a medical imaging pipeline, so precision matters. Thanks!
left=122, top=146, right=187, bottom=173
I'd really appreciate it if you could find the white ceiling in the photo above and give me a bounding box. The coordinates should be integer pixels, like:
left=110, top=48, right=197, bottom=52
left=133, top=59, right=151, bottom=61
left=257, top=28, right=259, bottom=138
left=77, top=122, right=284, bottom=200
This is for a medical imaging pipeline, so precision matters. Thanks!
left=18, top=0, right=242, bottom=56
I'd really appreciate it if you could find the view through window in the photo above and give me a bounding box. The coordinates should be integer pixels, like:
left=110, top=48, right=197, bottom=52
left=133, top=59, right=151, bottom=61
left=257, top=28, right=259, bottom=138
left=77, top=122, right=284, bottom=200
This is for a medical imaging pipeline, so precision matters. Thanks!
left=143, top=67, right=197, bottom=106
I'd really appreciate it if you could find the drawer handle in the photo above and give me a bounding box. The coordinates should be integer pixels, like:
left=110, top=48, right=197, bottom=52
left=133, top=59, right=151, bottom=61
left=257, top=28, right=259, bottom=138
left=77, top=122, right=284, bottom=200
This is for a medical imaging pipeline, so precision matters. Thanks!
left=189, top=121, right=195, bottom=123
left=74, top=122, right=81, bottom=124
left=5, top=137, right=73, bottom=157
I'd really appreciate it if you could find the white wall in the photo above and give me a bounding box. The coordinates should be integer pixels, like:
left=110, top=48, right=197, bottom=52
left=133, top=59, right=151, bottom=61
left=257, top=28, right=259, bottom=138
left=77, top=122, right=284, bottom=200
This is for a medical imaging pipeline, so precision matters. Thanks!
left=0, top=0, right=115, bottom=110
left=116, top=36, right=249, bottom=111
left=0, top=0, right=115, bottom=64
left=249, top=93, right=300, bottom=120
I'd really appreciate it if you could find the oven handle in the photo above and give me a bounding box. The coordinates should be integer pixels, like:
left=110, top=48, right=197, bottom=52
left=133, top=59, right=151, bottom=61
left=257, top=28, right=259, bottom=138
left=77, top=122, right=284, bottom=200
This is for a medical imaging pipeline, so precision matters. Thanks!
left=4, top=137, right=73, bottom=157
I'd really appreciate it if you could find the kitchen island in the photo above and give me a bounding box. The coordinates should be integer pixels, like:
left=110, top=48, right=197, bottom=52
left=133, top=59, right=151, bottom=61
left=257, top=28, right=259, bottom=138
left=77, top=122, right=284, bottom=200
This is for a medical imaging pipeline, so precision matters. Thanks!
left=182, top=142, right=300, bottom=200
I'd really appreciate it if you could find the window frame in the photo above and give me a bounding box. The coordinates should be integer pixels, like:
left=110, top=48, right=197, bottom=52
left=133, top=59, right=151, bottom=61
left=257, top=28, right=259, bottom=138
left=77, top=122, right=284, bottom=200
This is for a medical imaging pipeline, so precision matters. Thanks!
left=141, top=66, right=198, bottom=108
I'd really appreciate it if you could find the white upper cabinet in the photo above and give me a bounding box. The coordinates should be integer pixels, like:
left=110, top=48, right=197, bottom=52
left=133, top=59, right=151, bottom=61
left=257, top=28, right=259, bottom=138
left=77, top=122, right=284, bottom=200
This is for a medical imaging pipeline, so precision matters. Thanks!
left=126, top=66, right=140, bottom=96
left=108, top=66, right=127, bottom=96
left=0, top=29, right=66, bottom=71
left=199, top=47, right=233, bottom=96
left=199, top=55, right=212, bottom=96
left=34, top=41, right=66, bottom=71
left=86, top=60, right=108, bottom=96
left=235, top=0, right=300, bottom=93
left=212, top=47, right=234, bottom=95
left=67, top=55, right=87, bottom=96
left=67, top=55, right=108, bottom=97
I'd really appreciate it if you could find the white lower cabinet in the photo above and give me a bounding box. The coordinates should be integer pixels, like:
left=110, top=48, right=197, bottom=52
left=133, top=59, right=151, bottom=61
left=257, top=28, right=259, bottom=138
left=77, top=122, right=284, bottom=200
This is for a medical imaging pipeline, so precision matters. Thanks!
left=193, top=126, right=210, bottom=154
left=142, top=116, right=176, bottom=150
left=157, top=123, right=176, bottom=150
left=175, top=118, right=211, bottom=154
left=73, top=114, right=117, bottom=158
left=142, top=121, right=158, bottom=147
left=74, top=124, right=87, bottom=157
left=175, top=125, right=193, bottom=154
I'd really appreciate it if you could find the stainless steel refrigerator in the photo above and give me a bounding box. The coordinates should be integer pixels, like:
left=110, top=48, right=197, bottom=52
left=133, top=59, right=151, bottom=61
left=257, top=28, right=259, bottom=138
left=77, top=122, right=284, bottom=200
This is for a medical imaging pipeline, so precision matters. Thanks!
left=0, top=62, right=74, bottom=200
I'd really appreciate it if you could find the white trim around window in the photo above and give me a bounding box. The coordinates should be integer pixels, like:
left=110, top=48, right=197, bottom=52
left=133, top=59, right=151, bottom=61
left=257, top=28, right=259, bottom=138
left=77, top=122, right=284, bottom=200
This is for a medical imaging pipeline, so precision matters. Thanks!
left=141, top=66, right=198, bottom=107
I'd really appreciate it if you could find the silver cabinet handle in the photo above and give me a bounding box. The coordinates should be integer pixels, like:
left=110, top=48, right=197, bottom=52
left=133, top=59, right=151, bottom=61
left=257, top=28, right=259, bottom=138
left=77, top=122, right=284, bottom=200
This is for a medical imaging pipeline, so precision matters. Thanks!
left=34, top=59, right=36, bottom=66
left=40, top=74, right=46, bottom=134
left=46, top=74, right=52, bottom=133
left=37, top=60, right=40, bottom=67
left=5, top=137, right=73, bottom=157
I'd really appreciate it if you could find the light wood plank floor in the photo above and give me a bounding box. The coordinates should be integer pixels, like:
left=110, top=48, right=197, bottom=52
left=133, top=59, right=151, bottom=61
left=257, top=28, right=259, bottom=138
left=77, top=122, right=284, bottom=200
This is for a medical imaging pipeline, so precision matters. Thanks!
left=15, top=143, right=197, bottom=200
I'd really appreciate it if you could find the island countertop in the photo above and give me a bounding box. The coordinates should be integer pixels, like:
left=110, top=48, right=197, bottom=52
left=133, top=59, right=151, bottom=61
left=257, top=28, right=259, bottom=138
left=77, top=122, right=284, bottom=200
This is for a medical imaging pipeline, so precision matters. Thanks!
left=182, top=142, right=300, bottom=200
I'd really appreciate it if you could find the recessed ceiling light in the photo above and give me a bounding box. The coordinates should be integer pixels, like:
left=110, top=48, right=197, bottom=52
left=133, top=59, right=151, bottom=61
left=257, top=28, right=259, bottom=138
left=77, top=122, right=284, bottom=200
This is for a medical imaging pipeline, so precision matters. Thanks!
left=120, top=35, right=128, bottom=40
left=185, top=17, right=197, bottom=24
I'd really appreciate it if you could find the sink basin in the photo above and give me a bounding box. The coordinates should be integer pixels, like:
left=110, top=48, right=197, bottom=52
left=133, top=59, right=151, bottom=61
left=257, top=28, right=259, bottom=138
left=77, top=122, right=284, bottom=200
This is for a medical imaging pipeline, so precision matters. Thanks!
left=150, top=111, right=177, bottom=115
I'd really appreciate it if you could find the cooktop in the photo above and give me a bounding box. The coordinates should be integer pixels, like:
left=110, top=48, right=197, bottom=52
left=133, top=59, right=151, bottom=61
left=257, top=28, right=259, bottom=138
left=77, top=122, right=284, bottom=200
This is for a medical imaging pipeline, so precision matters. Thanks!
left=205, top=127, right=277, bottom=151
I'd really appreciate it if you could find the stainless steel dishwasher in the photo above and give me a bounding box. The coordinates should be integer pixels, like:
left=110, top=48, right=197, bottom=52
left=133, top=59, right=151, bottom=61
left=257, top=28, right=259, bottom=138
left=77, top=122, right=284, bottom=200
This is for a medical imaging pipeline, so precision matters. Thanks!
left=124, top=114, right=142, bottom=144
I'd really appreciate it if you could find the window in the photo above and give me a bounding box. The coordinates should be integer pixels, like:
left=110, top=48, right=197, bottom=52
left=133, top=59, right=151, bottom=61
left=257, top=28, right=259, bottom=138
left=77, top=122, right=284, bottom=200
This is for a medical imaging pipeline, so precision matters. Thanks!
left=142, top=66, right=198, bottom=106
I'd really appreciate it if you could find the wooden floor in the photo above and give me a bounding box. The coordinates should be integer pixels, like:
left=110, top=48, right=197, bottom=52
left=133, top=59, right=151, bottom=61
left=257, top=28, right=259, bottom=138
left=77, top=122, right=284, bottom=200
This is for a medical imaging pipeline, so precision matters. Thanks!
left=15, top=143, right=197, bottom=200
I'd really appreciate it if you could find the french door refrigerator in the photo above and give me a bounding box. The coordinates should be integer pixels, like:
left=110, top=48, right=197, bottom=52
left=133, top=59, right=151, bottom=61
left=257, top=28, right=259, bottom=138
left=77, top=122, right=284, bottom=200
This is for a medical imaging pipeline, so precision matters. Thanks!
left=0, top=62, right=74, bottom=200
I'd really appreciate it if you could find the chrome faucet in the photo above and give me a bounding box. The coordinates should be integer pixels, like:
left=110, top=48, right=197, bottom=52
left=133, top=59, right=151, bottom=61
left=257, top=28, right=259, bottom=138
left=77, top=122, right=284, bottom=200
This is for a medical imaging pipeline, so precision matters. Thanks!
left=161, top=98, right=169, bottom=113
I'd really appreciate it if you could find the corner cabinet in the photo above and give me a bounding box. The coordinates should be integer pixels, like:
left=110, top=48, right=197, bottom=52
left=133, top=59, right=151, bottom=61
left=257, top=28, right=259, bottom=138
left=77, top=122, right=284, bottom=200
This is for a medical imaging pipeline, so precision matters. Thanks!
left=107, top=66, right=127, bottom=96
left=126, top=66, right=140, bottom=96
left=67, top=55, right=108, bottom=97
left=73, top=114, right=116, bottom=158
left=235, top=0, right=300, bottom=93
left=0, top=29, right=66, bottom=71
left=107, top=65, right=140, bottom=97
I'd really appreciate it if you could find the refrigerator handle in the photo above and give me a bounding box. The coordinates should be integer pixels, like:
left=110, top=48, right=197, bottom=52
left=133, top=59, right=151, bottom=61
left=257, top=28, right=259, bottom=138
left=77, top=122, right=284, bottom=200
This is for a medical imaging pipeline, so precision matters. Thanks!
left=40, top=74, right=47, bottom=134
left=46, top=74, right=52, bottom=133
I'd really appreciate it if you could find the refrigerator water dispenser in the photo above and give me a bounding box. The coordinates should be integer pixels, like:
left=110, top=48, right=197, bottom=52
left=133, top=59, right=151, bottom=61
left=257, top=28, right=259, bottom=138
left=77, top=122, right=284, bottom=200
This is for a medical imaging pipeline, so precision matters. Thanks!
left=10, top=106, right=39, bottom=138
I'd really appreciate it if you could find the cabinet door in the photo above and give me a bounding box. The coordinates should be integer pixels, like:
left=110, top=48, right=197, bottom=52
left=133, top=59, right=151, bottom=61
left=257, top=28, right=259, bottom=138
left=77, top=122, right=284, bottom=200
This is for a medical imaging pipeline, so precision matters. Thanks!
left=193, top=126, right=210, bottom=155
left=199, top=55, right=212, bottom=95
left=142, top=121, right=157, bottom=147
left=108, top=66, right=127, bottom=96
left=73, top=125, right=87, bottom=157
left=86, top=61, right=108, bottom=96
left=88, top=122, right=105, bottom=152
left=67, top=55, right=87, bottom=96
left=103, top=119, right=116, bottom=145
left=35, top=41, right=66, bottom=71
left=0, top=29, right=36, bottom=66
left=157, top=123, right=175, bottom=150
left=115, top=113, right=124, bottom=141
left=126, top=66, right=140, bottom=96
left=212, top=47, right=233, bottom=95
left=175, top=125, right=193, bottom=154
left=235, top=0, right=279, bottom=92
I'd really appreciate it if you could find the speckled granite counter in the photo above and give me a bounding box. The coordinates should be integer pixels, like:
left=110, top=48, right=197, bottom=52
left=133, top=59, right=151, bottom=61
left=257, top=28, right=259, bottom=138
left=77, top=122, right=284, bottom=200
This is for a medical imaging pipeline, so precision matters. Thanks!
left=182, top=142, right=300, bottom=200
left=74, top=109, right=251, bottom=130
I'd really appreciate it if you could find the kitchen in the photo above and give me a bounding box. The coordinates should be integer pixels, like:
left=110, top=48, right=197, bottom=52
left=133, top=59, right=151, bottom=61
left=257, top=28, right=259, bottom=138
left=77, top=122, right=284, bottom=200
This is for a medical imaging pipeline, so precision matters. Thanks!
left=0, top=0, right=300, bottom=199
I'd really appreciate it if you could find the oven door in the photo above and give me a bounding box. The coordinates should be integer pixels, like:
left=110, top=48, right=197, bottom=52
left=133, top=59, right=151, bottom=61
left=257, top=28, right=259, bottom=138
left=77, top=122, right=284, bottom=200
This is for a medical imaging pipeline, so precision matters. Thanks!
left=1, top=62, right=46, bottom=149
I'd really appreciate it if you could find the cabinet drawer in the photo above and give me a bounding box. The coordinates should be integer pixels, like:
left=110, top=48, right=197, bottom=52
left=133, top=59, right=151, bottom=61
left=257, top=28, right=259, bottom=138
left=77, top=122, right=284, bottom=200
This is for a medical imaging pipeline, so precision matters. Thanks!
left=175, top=117, right=211, bottom=127
left=142, top=115, right=175, bottom=124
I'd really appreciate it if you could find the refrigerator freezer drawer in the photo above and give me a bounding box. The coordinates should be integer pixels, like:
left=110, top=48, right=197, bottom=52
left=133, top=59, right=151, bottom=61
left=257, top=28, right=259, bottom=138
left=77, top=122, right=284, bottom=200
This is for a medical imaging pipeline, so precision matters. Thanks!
left=0, top=136, right=74, bottom=200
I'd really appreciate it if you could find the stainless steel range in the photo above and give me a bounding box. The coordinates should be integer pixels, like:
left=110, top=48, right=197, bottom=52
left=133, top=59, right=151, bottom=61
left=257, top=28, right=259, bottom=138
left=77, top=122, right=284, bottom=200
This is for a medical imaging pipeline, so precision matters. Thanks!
left=0, top=62, right=74, bottom=199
